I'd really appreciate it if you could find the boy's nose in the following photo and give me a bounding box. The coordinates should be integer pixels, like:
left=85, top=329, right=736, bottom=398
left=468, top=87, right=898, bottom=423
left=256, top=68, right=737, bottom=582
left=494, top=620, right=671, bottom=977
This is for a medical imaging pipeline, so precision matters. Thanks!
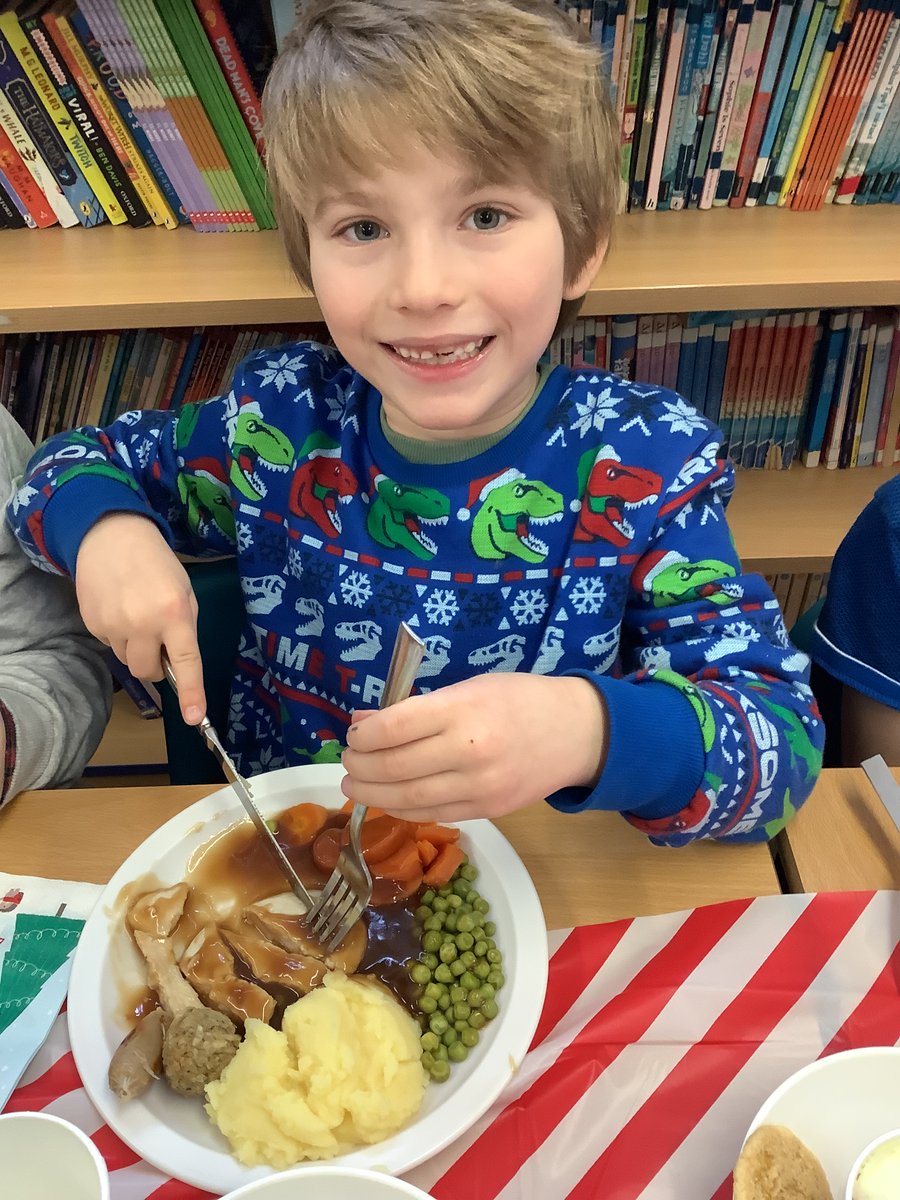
left=387, top=239, right=464, bottom=313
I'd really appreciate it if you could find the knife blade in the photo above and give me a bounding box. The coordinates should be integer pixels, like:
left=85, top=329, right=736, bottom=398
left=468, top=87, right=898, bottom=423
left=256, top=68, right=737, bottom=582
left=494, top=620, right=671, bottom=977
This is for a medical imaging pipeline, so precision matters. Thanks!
left=162, top=654, right=316, bottom=911
left=862, top=754, right=900, bottom=837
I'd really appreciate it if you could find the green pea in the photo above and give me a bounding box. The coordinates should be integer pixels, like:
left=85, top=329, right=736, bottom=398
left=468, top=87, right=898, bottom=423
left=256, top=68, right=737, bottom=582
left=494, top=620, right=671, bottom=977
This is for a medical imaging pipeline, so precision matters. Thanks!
left=428, top=1013, right=449, bottom=1036
left=450, top=985, right=467, bottom=1004
left=419, top=995, right=437, bottom=1014
left=459, top=950, right=476, bottom=968
left=422, top=953, right=439, bottom=971
left=453, top=1002, right=471, bottom=1021
left=469, top=1011, right=486, bottom=1030
left=437, top=993, right=451, bottom=1011
left=446, top=893, right=463, bottom=909
left=441, top=1027, right=458, bottom=1046
left=421, top=1031, right=440, bottom=1052
left=421, top=889, right=436, bottom=906
left=423, top=916, right=442, bottom=933
left=484, top=922, right=497, bottom=937
left=456, top=914, right=475, bottom=933
left=434, top=963, right=453, bottom=984
left=422, top=1050, right=435, bottom=1070
left=450, top=959, right=466, bottom=978
left=486, top=938, right=497, bottom=950
left=461, top=865, right=478, bottom=882
left=456, top=932, right=475, bottom=951
left=460, top=1027, right=480, bottom=1048
left=448, top=1041, right=468, bottom=1063
left=443, top=914, right=458, bottom=933
left=453, top=878, right=472, bottom=897
left=410, top=963, right=431, bottom=985
left=438, top=886, right=453, bottom=898
left=436, top=1041, right=449, bottom=1061
left=487, top=970, right=505, bottom=989
left=422, top=931, right=443, bottom=954
left=482, top=998, right=499, bottom=1020
left=480, top=982, right=496, bottom=1000
left=432, top=896, right=448, bottom=913
left=454, top=1019, right=467, bottom=1032
left=474, top=961, right=491, bottom=980
left=467, top=989, right=484, bottom=1009
left=474, top=941, right=488, bottom=958
left=459, top=970, right=480, bottom=991
left=439, top=942, right=458, bottom=964
left=415, top=905, right=431, bottom=922
left=424, top=982, right=443, bottom=1000
left=430, top=1059, right=451, bottom=1082
left=486, top=948, right=502, bottom=965
left=474, top=897, right=490, bottom=914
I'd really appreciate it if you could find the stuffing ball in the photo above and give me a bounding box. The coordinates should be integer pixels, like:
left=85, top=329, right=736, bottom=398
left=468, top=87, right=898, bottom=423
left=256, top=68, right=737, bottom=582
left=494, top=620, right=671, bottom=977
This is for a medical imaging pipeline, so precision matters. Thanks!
left=162, top=1007, right=240, bottom=1097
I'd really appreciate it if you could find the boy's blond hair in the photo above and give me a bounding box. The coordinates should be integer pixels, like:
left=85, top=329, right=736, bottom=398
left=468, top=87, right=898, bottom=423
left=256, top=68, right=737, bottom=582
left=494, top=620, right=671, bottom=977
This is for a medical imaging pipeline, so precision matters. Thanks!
left=263, top=0, right=618, bottom=337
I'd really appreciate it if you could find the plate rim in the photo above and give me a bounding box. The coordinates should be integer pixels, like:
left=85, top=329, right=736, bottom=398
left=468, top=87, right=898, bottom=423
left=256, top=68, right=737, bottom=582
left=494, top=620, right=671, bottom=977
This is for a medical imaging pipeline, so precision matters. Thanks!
left=68, top=764, right=548, bottom=1193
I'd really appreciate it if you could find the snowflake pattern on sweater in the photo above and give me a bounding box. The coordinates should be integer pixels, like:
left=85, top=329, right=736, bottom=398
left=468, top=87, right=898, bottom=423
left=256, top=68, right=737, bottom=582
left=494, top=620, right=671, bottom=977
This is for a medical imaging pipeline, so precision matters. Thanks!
left=7, top=342, right=823, bottom=845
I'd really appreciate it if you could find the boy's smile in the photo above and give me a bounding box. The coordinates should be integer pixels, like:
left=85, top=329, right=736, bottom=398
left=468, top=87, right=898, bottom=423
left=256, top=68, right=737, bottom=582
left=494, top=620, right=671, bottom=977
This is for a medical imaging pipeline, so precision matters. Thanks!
left=306, top=144, right=600, bottom=442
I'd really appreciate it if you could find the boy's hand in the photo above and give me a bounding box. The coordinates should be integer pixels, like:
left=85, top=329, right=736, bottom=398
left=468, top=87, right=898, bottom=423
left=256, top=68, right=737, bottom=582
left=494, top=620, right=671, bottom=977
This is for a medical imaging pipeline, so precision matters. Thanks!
left=341, top=674, right=608, bottom=823
left=74, top=513, right=206, bottom=724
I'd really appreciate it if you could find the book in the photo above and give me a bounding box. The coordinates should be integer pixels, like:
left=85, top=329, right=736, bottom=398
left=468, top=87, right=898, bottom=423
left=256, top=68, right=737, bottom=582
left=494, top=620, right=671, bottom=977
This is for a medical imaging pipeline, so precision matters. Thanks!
left=857, top=310, right=895, bottom=466
left=848, top=310, right=878, bottom=465
left=19, top=4, right=151, bottom=226
left=822, top=306, right=863, bottom=470
left=713, top=0, right=775, bottom=204
left=782, top=308, right=821, bottom=467
left=0, top=7, right=125, bottom=224
left=0, top=169, right=26, bottom=223
left=620, top=0, right=650, bottom=205
left=0, top=114, right=54, bottom=223
left=704, top=318, right=732, bottom=425
left=46, top=2, right=178, bottom=228
left=699, top=0, right=755, bottom=206
left=657, top=0, right=705, bottom=209
left=690, top=0, right=742, bottom=203
left=632, top=0, right=674, bottom=208
left=765, top=309, right=804, bottom=466
left=741, top=312, right=777, bottom=467
left=610, top=313, right=638, bottom=380
left=690, top=311, right=716, bottom=413
left=753, top=310, right=791, bottom=467
left=662, top=312, right=685, bottom=390
left=193, top=0, right=265, bottom=155
left=0, top=18, right=97, bottom=223
left=646, top=0, right=690, bottom=208
left=676, top=318, right=700, bottom=400
left=718, top=315, right=745, bottom=451
left=858, top=68, right=900, bottom=200
left=728, top=313, right=761, bottom=463
left=731, top=0, right=799, bottom=207
left=836, top=310, right=872, bottom=468
left=747, top=0, right=818, bottom=205
left=874, top=309, right=900, bottom=464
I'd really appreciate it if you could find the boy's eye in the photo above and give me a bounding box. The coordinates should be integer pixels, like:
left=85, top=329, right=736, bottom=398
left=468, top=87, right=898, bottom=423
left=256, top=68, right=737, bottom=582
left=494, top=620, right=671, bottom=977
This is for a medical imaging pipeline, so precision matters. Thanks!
left=342, top=219, right=384, bottom=243
left=466, top=207, right=507, bottom=231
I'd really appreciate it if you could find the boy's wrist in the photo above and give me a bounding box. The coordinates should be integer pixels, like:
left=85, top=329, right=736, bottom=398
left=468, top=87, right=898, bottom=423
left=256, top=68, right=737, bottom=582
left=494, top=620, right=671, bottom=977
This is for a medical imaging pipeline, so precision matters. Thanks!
left=556, top=676, right=609, bottom=790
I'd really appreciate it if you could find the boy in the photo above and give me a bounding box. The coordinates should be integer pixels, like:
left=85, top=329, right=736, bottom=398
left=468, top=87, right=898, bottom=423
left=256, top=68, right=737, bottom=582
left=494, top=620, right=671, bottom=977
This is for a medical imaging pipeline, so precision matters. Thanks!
left=7, top=0, right=821, bottom=843
left=0, top=405, right=111, bottom=802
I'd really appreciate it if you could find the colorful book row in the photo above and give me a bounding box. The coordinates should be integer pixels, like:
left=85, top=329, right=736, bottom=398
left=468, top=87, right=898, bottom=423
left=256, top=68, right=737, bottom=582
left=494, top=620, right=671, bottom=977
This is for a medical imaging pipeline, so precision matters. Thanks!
left=557, top=0, right=900, bottom=210
left=0, top=0, right=276, bottom=232
left=0, top=322, right=324, bottom=445
left=541, top=306, right=900, bottom=469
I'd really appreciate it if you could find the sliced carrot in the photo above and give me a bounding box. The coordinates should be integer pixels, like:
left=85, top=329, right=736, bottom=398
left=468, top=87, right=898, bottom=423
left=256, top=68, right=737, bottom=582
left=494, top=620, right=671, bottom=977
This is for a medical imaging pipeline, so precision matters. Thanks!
left=340, top=800, right=386, bottom=821
left=416, top=839, right=440, bottom=869
left=312, top=827, right=342, bottom=872
left=371, top=838, right=421, bottom=883
left=423, top=843, right=465, bottom=888
left=360, top=815, right=412, bottom=864
left=413, top=822, right=460, bottom=846
left=278, top=803, right=329, bottom=847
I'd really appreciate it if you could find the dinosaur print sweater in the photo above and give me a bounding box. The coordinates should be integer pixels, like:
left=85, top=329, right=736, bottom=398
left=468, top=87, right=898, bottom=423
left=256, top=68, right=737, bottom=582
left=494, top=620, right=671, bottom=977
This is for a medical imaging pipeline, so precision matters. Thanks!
left=7, top=341, right=823, bottom=845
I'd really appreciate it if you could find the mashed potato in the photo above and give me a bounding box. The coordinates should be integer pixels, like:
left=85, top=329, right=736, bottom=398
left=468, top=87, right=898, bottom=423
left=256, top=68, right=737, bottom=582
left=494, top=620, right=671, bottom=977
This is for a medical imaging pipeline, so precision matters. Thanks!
left=205, top=971, right=427, bottom=1166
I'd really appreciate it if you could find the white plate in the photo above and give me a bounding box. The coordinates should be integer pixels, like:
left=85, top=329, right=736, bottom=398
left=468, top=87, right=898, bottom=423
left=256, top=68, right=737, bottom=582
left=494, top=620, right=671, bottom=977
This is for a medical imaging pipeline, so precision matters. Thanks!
left=68, top=765, right=548, bottom=1196
left=744, top=1047, right=900, bottom=1195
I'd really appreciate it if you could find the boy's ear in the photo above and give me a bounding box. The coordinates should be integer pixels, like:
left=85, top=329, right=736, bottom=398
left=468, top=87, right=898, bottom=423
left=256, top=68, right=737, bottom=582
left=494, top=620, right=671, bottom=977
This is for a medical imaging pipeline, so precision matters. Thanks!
left=562, top=237, right=609, bottom=301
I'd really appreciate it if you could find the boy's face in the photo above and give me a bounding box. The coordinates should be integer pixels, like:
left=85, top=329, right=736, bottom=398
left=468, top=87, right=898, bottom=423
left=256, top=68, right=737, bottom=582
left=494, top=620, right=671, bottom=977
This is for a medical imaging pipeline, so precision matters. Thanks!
left=306, top=143, right=602, bottom=442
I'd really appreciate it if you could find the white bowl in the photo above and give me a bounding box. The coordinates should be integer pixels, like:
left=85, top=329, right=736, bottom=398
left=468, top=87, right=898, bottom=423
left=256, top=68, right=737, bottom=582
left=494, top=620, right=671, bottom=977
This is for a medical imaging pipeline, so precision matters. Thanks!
left=744, top=1047, right=900, bottom=1196
left=845, top=1127, right=900, bottom=1200
left=0, top=1111, right=110, bottom=1199
left=222, top=1165, right=434, bottom=1199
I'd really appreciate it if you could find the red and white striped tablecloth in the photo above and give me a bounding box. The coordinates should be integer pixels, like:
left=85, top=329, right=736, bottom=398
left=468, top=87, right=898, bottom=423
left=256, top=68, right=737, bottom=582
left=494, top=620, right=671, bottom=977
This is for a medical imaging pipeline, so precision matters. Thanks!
left=6, top=891, right=900, bottom=1199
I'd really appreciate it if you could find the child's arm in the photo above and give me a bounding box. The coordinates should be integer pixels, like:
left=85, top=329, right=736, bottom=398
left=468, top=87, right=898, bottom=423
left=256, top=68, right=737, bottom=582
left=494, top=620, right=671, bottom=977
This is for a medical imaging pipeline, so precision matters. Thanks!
left=0, top=406, right=112, bottom=802
left=6, top=389, right=240, bottom=723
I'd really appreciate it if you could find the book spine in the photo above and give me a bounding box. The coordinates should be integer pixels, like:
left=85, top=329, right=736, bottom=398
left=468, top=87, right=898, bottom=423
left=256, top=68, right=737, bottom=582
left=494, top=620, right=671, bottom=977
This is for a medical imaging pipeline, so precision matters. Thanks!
left=0, top=117, right=54, bottom=226
left=0, top=11, right=124, bottom=224
left=700, top=0, right=755, bottom=207
left=671, top=0, right=720, bottom=209
left=754, top=311, right=791, bottom=467
left=691, top=0, right=742, bottom=204
left=704, top=320, right=732, bottom=425
left=632, top=0, right=673, bottom=208
left=0, top=168, right=27, bottom=226
left=48, top=12, right=177, bottom=230
left=24, top=15, right=150, bottom=227
left=856, top=314, right=894, bottom=466
left=823, top=307, right=864, bottom=468
left=193, top=0, right=265, bottom=153
left=662, top=312, right=685, bottom=390
left=620, top=0, right=650, bottom=206
left=718, top=317, right=745, bottom=452
left=0, top=29, right=91, bottom=225
left=67, top=7, right=186, bottom=227
left=646, top=0, right=690, bottom=208
left=658, top=0, right=705, bottom=209
left=610, top=314, right=638, bottom=380
left=691, top=316, right=716, bottom=414
left=676, top=321, right=699, bottom=400
left=850, top=312, right=878, bottom=465
left=874, top=312, right=900, bottom=464
left=714, top=0, right=776, bottom=204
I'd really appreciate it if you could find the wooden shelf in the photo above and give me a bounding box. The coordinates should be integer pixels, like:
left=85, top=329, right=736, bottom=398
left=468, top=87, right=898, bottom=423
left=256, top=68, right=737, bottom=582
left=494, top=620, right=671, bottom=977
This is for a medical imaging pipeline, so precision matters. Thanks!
left=2, top=205, right=898, bottom=334
left=729, top=463, right=900, bottom=572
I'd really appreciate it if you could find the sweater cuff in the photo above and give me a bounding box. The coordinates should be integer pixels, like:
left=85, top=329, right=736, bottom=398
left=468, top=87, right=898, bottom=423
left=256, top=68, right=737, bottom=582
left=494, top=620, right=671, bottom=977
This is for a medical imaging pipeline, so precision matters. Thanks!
left=43, top=478, right=170, bottom=577
left=0, top=699, right=15, bottom=806
left=548, top=674, right=704, bottom=819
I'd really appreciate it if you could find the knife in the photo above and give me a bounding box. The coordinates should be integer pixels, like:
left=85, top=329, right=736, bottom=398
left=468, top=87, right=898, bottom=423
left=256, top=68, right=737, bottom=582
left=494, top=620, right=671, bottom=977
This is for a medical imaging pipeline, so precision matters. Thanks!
left=161, top=653, right=316, bottom=911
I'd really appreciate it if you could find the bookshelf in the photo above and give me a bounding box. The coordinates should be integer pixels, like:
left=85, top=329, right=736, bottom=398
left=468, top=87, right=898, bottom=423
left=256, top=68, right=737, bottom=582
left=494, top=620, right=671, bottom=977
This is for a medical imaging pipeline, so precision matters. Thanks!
left=3, top=206, right=899, bottom=333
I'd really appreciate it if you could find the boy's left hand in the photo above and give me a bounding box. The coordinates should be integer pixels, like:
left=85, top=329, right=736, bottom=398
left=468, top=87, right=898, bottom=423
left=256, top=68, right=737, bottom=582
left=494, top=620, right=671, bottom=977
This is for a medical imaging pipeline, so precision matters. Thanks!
left=341, top=674, right=608, bottom=823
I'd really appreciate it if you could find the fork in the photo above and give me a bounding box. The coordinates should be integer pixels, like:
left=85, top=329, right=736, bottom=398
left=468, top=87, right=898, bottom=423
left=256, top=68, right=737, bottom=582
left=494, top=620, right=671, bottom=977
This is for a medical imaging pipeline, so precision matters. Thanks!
left=303, top=621, right=426, bottom=950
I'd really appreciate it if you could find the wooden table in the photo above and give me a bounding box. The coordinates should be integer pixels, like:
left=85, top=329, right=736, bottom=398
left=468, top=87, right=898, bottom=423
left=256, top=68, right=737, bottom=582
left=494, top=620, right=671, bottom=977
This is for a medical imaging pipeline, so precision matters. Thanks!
left=775, top=765, right=900, bottom=893
left=0, top=783, right=781, bottom=929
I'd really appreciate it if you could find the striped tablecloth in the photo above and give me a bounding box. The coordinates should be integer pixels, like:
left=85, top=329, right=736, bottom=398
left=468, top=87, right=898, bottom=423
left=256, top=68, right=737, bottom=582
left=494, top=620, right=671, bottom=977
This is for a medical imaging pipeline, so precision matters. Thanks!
left=5, top=890, right=900, bottom=1199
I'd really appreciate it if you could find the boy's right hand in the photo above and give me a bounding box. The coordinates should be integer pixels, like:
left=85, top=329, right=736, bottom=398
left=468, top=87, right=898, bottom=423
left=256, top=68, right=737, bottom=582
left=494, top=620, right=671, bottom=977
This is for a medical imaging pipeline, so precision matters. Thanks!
left=75, top=513, right=206, bottom=724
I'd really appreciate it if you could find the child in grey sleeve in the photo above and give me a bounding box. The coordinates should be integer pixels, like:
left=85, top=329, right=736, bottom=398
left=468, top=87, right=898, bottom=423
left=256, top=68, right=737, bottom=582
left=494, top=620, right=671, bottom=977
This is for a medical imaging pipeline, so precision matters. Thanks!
left=0, top=404, right=111, bottom=802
